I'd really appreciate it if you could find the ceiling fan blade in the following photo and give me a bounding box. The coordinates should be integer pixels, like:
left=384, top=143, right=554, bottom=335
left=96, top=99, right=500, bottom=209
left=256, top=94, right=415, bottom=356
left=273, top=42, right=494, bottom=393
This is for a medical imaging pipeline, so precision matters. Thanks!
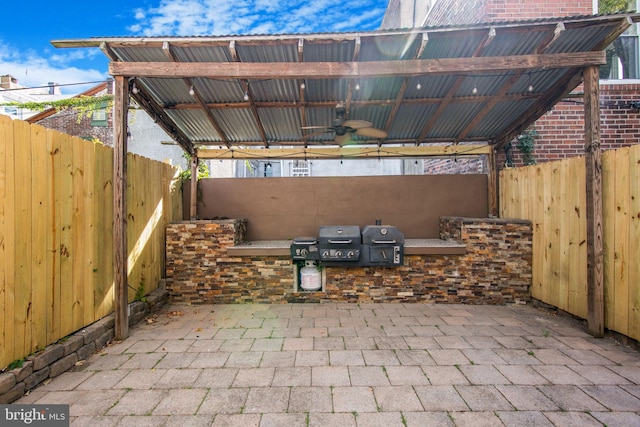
left=302, top=125, right=331, bottom=130
left=355, top=127, right=388, bottom=138
left=335, top=133, right=352, bottom=146
left=343, top=119, right=372, bottom=129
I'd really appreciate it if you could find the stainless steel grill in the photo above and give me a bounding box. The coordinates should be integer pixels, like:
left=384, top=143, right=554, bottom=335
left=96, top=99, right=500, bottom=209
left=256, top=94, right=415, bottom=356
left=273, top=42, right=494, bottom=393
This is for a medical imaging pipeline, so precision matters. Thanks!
left=318, top=225, right=361, bottom=265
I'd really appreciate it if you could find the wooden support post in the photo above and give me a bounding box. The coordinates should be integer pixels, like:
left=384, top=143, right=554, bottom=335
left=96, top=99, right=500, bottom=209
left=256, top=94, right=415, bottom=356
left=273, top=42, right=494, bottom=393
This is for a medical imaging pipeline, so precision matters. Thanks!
left=190, top=154, right=198, bottom=220
left=113, top=76, right=130, bottom=340
left=584, top=65, right=604, bottom=338
left=488, top=149, right=498, bottom=217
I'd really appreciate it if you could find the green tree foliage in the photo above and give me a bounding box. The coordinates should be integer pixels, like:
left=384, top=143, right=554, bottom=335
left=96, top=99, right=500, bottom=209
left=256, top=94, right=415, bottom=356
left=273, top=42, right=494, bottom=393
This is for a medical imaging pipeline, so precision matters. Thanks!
left=598, top=0, right=631, bottom=13
left=177, top=152, right=210, bottom=184
left=599, top=0, right=636, bottom=78
left=0, top=95, right=113, bottom=122
left=516, top=127, right=538, bottom=166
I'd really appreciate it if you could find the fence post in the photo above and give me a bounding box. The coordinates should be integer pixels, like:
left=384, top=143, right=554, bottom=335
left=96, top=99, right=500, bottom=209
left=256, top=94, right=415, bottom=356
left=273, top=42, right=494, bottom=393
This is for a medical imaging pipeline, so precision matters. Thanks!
left=113, top=76, right=130, bottom=340
left=488, top=149, right=498, bottom=217
left=190, top=154, right=198, bottom=220
left=584, top=65, right=604, bottom=338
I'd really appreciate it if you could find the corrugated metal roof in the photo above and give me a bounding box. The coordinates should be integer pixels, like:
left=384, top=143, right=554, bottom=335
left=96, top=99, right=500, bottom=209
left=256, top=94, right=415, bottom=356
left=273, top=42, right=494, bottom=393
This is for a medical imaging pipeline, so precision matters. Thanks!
left=52, top=13, right=640, bottom=154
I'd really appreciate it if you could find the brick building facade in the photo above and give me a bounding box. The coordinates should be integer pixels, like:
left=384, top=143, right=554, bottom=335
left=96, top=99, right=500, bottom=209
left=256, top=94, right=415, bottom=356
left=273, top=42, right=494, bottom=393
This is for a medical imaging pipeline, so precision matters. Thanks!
left=505, top=83, right=640, bottom=166
left=27, top=81, right=114, bottom=146
left=424, top=0, right=593, bottom=26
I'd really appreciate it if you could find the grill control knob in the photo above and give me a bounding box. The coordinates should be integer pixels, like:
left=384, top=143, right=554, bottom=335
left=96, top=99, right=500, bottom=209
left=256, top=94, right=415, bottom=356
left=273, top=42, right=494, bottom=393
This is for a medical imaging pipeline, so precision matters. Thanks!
left=322, top=250, right=330, bottom=258
left=335, top=250, right=342, bottom=258
left=300, top=248, right=308, bottom=257
left=347, top=250, right=355, bottom=258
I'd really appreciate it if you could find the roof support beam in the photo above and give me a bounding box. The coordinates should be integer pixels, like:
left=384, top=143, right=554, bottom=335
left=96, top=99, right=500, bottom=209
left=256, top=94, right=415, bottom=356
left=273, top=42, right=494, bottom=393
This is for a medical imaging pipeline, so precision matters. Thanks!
left=596, top=16, right=632, bottom=50
left=457, top=72, right=524, bottom=141
left=493, top=67, right=584, bottom=150
left=196, top=144, right=491, bottom=160
left=344, top=36, right=362, bottom=115
left=418, top=27, right=496, bottom=144
left=384, top=32, right=429, bottom=140
left=163, top=42, right=230, bottom=147
left=229, top=41, right=269, bottom=147
left=297, top=38, right=310, bottom=147
left=109, top=52, right=606, bottom=79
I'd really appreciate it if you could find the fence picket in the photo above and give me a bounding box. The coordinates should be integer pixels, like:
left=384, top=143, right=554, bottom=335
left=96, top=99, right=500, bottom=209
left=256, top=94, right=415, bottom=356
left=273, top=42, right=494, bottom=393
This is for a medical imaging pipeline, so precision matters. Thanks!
left=613, top=148, right=630, bottom=336
left=0, top=118, right=181, bottom=369
left=47, top=130, right=63, bottom=345
left=83, top=141, right=96, bottom=324
left=501, top=145, right=640, bottom=341
left=59, top=129, right=74, bottom=337
left=30, top=124, right=48, bottom=351
left=628, top=146, right=640, bottom=340
left=0, top=116, right=16, bottom=367
left=14, top=120, right=32, bottom=359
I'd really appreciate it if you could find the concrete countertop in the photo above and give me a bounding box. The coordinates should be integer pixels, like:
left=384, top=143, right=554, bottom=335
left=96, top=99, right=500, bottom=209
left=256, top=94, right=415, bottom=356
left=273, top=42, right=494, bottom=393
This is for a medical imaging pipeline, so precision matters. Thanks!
left=226, top=238, right=466, bottom=256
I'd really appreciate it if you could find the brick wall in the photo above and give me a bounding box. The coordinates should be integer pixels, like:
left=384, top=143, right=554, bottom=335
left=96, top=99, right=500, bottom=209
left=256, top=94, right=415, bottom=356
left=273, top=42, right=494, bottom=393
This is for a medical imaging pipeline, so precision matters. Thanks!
left=484, top=0, right=592, bottom=21
left=423, top=156, right=488, bottom=174
left=425, top=0, right=592, bottom=26
left=0, top=289, right=166, bottom=403
left=497, top=83, right=640, bottom=168
left=37, top=114, right=112, bottom=145
left=33, top=86, right=114, bottom=146
left=165, top=217, right=532, bottom=305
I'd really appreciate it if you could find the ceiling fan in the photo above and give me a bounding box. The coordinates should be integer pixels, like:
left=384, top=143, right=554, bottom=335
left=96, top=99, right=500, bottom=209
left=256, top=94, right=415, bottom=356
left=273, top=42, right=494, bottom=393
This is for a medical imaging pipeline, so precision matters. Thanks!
left=303, top=102, right=388, bottom=145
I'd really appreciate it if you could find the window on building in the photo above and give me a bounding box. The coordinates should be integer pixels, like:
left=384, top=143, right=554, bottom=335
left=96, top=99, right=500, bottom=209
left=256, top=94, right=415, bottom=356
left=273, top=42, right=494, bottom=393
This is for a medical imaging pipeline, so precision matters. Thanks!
left=600, top=0, right=640, bottom=80
left=291, top=160, right=311, bottom=176
left=3, top=106, right=18, bottom=117
left=91, top=102, right=108, bottom=127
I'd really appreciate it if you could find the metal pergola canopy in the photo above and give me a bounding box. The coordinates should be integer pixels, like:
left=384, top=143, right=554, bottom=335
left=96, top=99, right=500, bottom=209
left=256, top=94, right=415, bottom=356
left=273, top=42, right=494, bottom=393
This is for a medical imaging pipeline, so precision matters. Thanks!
left=52, top=13, right=639, bottom=160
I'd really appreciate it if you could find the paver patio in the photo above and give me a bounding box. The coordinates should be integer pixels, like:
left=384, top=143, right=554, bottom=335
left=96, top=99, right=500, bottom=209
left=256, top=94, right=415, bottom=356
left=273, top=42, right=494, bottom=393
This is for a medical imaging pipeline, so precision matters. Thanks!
left=16, top=303, right=640, bottom=426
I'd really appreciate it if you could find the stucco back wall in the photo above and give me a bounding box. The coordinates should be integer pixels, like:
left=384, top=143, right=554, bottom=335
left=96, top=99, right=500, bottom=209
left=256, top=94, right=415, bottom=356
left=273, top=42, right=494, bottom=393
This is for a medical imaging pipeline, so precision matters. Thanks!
left=185, top=175, right=488, bottom=240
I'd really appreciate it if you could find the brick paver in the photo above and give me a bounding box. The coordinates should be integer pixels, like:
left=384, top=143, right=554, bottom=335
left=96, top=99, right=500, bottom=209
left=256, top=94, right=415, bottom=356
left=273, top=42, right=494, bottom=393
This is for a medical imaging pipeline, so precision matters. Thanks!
left=16, top=302, right=640, bottom=426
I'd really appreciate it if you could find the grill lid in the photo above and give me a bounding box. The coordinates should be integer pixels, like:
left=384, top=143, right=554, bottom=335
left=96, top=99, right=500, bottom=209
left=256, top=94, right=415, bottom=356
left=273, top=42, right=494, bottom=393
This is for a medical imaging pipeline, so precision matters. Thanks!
left=292, top=236, right=317, bottom=245
left=318, top=225, right=361, bottom=245
left=361, top=225, right=404, bottom=245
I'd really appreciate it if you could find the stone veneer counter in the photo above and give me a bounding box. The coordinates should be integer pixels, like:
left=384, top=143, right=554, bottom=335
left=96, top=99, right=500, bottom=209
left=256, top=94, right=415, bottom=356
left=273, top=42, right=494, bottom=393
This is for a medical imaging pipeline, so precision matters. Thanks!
left=165, top=217, right=532, bottom=305
left=226, top=238, right=466, bottom=256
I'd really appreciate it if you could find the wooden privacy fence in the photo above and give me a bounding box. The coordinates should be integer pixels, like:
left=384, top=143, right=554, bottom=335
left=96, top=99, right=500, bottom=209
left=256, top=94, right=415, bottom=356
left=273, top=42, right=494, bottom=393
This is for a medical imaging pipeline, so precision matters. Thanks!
left=0, top=115, right=182, bottom=369
left=500, top=144, right=640, bottom=341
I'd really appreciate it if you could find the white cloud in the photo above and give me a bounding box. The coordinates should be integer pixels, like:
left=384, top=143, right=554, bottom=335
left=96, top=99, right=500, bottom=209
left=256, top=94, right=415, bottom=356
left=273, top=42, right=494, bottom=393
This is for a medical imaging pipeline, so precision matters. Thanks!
left=0, top=0, right=386, bottom=95
left=0, top=40, right=107, bottom=94
left=129, top=0, right=386, bottom=36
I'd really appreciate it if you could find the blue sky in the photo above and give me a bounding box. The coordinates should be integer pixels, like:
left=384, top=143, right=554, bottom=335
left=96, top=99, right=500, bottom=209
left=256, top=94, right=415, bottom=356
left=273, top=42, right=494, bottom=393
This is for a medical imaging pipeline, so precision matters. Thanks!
left=1, top=0, right=389, bottom=94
